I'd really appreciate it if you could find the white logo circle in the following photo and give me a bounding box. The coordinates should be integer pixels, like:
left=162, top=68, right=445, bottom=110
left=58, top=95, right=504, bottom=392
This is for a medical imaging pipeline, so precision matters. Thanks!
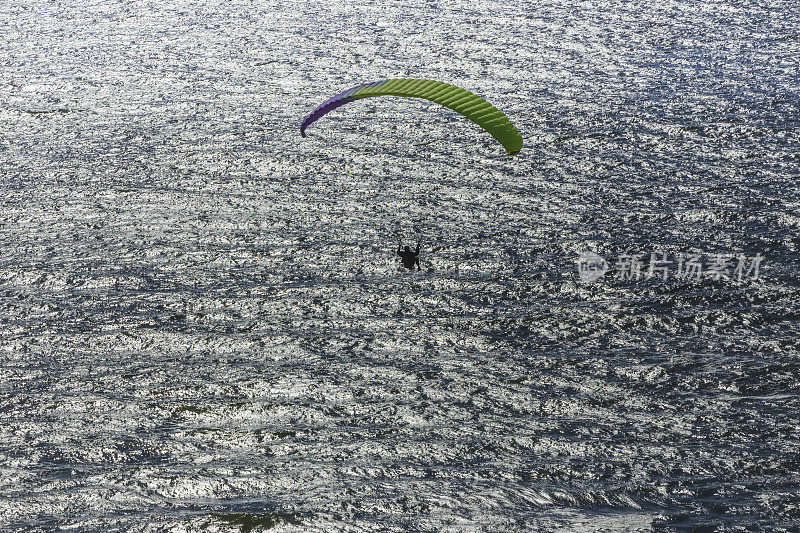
left=576, top=251, right=609, bottom=284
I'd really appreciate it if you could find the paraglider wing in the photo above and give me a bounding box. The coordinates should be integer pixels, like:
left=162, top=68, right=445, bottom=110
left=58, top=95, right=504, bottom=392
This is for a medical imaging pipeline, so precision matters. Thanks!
left=300, top=79, right=523, bottom=155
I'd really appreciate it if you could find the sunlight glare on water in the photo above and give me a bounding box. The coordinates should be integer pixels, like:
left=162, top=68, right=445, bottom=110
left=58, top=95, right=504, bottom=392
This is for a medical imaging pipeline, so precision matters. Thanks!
left=0, top=0, right=798, bottom=530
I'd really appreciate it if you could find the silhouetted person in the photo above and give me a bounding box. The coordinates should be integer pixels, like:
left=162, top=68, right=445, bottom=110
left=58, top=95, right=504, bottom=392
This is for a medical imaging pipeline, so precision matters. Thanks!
left=397, top=238, right=421, bottom=270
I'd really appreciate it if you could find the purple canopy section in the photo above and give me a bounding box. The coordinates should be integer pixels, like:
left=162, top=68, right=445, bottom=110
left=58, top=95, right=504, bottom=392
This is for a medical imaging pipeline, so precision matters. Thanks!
left=300, top=81, right=386, bottom=137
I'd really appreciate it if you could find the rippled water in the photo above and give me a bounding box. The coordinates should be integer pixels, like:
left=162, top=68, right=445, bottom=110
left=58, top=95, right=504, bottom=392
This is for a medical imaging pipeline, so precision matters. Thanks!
left=1, top=0, right=799, bottom=530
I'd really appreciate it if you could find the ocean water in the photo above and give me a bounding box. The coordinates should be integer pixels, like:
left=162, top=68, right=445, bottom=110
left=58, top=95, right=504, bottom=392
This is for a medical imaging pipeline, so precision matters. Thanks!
left=1, top=0, right=798, bottom=530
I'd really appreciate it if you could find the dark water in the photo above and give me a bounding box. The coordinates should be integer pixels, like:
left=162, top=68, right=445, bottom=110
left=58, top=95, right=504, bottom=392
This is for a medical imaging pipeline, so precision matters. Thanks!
left=1, top=0, right=799, bottom=530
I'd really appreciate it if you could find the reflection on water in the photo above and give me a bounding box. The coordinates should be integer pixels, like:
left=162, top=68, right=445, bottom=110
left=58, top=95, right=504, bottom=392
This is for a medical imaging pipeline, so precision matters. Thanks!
left=0, top=0, right=798, bottom=530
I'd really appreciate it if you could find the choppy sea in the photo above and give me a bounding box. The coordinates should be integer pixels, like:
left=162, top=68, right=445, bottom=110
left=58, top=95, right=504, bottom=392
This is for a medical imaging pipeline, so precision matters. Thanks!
left=1, top=0, right=799, bottom=530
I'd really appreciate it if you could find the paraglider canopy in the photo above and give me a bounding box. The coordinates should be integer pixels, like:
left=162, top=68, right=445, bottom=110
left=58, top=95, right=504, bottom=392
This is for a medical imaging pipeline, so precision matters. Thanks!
left=300, top=78, right=523, bottom=156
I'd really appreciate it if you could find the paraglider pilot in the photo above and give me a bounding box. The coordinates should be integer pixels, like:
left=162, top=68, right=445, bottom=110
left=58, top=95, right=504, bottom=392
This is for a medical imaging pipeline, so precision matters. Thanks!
left=397, top=238, right=421, bottom=270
